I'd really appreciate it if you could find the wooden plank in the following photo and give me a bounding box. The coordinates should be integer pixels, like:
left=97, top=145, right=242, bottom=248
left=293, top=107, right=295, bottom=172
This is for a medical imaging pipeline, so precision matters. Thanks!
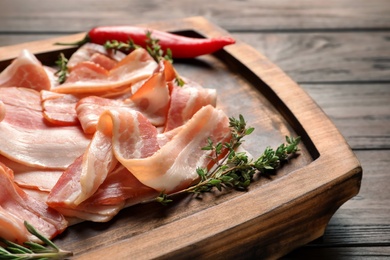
left=0, top=34, right=64, bottom=47
left=284, top=246, right=390, bottom=259
left=234, top=32, right=390, bottom=82
left=0, top=0, right=389, bottom=32
left=2, top=32, right=389, bottom=83
left=301, top=83, right=390, bottom=149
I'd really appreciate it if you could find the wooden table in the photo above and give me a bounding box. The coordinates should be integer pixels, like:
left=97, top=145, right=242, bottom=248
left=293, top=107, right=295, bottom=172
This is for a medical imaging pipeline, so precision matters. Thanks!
left=1, top=0, right=389, bottom=258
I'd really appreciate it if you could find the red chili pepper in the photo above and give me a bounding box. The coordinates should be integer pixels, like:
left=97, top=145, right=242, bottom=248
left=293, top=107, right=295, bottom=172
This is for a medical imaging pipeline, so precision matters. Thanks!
left=58, top=26, right=235, bottom=58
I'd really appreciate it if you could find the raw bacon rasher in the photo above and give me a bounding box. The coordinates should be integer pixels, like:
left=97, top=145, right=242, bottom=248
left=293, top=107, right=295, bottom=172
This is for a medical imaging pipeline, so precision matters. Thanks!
left=53, top=48, right=158, bottom=95
left=0, top=49, right=51, bottom=91
left=0, top=87, right=91, bottom=169
left=66, top=43, right=126, bottom=71
left=0, top=162, right=67, bottom=243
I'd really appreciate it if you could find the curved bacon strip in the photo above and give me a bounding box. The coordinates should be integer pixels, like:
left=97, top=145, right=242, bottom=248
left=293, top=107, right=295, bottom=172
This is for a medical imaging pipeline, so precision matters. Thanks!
left=53, top=48, right=158, bottom=95
left=117, top=105, right=231, bottom=193
left=0, top=49, right=51, bottom=91
left=40, top=90, right=80, bottom=126
left=47, top=108, right=160, bottom=221
left=129, top=62, right=170, bottom=126
left=1, top=155, right=62, bottom=192
left=67, top=43, right=126, bottom=71
left=0, top=162, right=67, bottom=244
left=164, top=80, right=217, bottom=132
left=48, top=165, right=158, bottom=222
left=76, top=96, right=124, bottom=134
left=85, top=165, right=158, bottom=207
left=65, top=61, right=109, bottom=83
left=0, top=87, right=91, bottom=169
left=0, top=99, right=5, bottom=122
left=48, top=108, right=158, bottom=205
left=90, top=53, right=118, bottom=71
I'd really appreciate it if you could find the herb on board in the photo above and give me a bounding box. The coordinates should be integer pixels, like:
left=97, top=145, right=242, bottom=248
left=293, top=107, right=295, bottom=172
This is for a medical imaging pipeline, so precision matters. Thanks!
left=54, top=53, right=69, bottom=84
left=0, top=221, right=73, bottom=260
left=156, top=115, right=301, bottom=204
left=103, top=38, right=139, bottom=54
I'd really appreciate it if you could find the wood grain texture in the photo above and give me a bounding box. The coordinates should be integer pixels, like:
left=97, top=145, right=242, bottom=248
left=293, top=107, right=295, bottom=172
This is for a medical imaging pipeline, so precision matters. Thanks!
left=0, top=34, right=64, bottom=47
left=0, top=0, right=389, bottom=32
left=301, top=83, right=390, bottom=149
left=284, top=246, right=390, bottom=259
left=0, top=17, right=362, bottom=259
left=234, top=32, right=390, bottom=82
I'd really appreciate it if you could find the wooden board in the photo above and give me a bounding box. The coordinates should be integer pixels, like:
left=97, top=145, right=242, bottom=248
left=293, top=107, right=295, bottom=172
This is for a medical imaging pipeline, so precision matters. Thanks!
left=0, top=17, right=362, bottom=259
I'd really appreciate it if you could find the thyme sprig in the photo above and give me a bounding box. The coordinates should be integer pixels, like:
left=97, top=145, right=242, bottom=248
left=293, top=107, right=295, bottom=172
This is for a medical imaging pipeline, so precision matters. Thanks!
left=103, top=39, right=139, bottom=54
left=103, top=32, right=184, bottom=87
left=144, top=31, right=173, bottom=63
left=0, top=221, right=73, bottom=259
left=54, top=53, right=68, bottom=84
left=156, top=115, right=301, bottom=204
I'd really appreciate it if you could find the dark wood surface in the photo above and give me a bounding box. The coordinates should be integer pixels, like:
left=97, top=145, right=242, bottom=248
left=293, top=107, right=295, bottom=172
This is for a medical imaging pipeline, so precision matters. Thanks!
left=0, top=1, right=389, bottom=259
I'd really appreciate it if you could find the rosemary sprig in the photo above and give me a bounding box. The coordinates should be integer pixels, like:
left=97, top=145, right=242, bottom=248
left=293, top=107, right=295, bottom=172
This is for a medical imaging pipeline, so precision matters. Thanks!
left=0, top=221, right=73, bottom=260
left=156, top=115, right=301, bottom=204
left=103, top=32, right=184, bottom=87
left=54, top=53, right=68, bottom=84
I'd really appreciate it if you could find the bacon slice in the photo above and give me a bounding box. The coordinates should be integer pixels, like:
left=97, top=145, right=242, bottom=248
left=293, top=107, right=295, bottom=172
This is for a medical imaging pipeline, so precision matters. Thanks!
left=76, top=96, right=126, bottom=134
left=118, top=105, right=231, bottom=193
left=90, top=53, right=118, bottom=71
left=40, top=90, right=80, bottom=126
left=0, top=49, right=51, bottom=91
left=47, top=156, right=125, bottom=222
left=129, top=62, right=170, bottom=126
left=1, top=155, right=62, bottom=192
left=47, top=164, right=158, bottom=222
left=47, top=108, right=160, bottom=221
left=53, top=48, right=158, bottom=95
left=0, top=162, right=67, bottom=243
left=67, top=43, right=126, bottom=71
left=0, top=87, right=91, bottom=169
left=0, top=99, right=5, bottom=122
left=164, top=80, right=217, bottom=131
left=49, top=108, right=159, bottom=205
left=85, top=165, right=158, bottom=207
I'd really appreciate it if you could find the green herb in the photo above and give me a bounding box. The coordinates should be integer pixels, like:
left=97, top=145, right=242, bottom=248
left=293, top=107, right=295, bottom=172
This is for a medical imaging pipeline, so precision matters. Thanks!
left=157, top=115, right=300, bottom=204
left=144, top=31, right=173, bottom=63
left=103, top=39, right=139, bottom=54
left=54, top=53, right=68, bottom=84
left=0, top=221, right=73, bottom=260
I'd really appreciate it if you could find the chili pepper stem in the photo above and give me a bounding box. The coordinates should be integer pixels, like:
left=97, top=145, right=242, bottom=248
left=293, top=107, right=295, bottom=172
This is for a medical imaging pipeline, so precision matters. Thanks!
left=54, top=35, right=90, bottom=46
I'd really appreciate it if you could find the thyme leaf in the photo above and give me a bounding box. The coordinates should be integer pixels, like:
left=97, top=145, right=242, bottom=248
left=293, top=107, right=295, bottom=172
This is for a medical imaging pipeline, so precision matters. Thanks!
left=54, top=53, right=68, bottom=84
left=0, top=221, right=73, bottom=259
left=156, top=115, right=301, bottom=204
left=103, top=39, right=139, bottom=53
